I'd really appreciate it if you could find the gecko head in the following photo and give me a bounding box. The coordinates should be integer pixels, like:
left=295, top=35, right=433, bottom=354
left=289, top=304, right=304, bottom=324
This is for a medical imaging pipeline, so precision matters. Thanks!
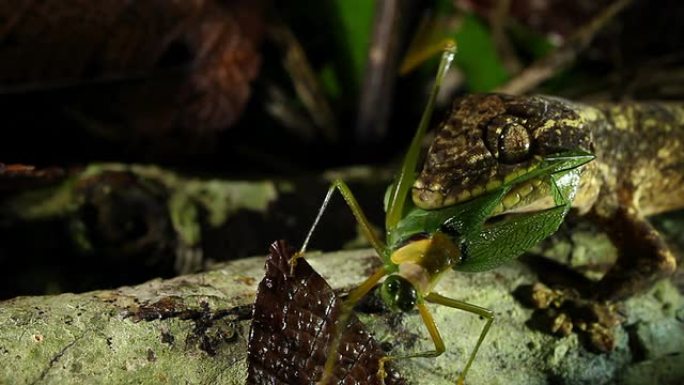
left=412, top=94, right=596, bottom=210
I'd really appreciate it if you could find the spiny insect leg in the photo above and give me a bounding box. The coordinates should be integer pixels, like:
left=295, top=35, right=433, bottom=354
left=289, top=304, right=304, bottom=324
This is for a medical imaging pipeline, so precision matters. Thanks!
left=424, top=293, right=494, bottom=385
left=300, top=179, right=384, bottom=256
left=292, top=179, right=386, bottom=273
left=377, top=301, right=447, bottom=383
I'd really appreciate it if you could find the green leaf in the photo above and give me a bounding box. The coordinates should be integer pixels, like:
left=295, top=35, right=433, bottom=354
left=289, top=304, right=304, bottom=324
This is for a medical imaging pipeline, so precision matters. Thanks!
left=550, top=167, right=583, bottom=207
left=454, top=13, right=509, bottom=91
left=388, top=188, right=508, bottom=248
left=455, top=204, right=568, bottom=272
left=509, top=150, right=594, bottom=188
left=455, top=161, right=587, bottom=273
left=508, top=22, right=555, bottom=60
left=332, top=0, right=375, bottom=88
left=319, top=63, right=342, bottom=99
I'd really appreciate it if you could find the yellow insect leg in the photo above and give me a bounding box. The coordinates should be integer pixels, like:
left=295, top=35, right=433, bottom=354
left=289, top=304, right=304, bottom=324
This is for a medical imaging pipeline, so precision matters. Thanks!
left=377, top=302, right=446, bottom=383
left=424, top=292, right=494, bottom=385
left=292, top=178, right=386, bottom=273
left=317, top=266, right=388, bottom=385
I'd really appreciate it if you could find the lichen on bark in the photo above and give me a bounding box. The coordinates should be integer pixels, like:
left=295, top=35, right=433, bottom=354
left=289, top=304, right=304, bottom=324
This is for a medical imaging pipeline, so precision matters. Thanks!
left=1, top=244, right=682, bottom=385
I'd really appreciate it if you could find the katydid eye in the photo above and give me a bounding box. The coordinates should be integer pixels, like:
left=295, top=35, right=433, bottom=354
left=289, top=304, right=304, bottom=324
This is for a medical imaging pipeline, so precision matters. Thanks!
left=385, top=279, right=399, bottom=293
left=380, top=275, right=417, bottom=312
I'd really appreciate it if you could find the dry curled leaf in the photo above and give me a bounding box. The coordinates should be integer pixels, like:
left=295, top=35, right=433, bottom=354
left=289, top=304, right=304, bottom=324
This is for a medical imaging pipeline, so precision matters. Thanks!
left=248, top=240, right=406, bottom=385
left=0, top=0, right=264, bottom=144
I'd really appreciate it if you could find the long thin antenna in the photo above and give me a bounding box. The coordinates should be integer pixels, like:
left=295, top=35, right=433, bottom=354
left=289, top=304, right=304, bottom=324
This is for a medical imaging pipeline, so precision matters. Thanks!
left=385, top=42, right=457, bottom=231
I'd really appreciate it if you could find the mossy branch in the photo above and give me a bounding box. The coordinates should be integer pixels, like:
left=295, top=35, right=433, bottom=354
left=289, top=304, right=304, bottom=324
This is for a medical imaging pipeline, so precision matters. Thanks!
left=1, top=247, right=682, bottom=385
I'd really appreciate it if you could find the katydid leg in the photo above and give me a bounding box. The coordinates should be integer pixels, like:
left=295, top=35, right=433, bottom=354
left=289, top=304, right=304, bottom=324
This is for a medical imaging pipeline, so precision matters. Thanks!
left=377, top=302, right=447, bottom=383
left=424, top=292, right=494, bottom=385
left=295, top=179, right=386, bottom=268
left=298, top=180, right=391, bottom=384
left=300, top=179, right=385, bottom=255
left=317, top=266, right=388, bottom=385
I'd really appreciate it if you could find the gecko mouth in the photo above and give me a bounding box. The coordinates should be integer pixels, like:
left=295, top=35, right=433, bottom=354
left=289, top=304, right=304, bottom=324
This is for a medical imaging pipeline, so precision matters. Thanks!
left=413, top=149, right=593, bottom=213
left=490, top=177, right=553, bottom=215
left=412, top=161, right=544, bottom=210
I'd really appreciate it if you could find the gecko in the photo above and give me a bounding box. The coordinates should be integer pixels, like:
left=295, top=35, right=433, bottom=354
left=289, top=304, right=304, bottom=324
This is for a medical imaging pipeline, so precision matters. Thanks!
left=412, top=93, right=684, bottom=300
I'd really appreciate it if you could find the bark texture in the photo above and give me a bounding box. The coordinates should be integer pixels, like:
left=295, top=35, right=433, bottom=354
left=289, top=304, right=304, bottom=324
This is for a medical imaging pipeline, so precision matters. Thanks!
left=1, top=245, right=682, bottom=385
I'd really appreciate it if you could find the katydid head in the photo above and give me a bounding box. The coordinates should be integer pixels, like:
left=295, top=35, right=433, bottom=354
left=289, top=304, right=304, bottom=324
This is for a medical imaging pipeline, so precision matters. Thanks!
left=412, top=94, right=596, bottom=211
left=380, top=274, right=418, bottom=312
left=380, top=232, right=461, bottom=311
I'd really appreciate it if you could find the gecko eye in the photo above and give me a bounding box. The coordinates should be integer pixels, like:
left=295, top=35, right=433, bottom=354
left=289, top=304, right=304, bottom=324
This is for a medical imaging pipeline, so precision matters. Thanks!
left=485, top=118, right=532, bottom=164
left=498, top=122, right=531, bottom=163
left=380, top=275, right=417, bottom=312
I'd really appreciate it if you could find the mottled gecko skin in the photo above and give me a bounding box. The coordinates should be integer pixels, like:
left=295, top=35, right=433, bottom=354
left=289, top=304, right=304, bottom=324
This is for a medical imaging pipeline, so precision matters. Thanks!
left=413, top=94, right=684, bottom=299
left=589, top=101, right=684, bottom=217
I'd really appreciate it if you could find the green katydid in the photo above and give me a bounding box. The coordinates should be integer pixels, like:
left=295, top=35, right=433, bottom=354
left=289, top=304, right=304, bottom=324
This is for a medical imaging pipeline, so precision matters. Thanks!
left=293, top=44, right=594, bottom=385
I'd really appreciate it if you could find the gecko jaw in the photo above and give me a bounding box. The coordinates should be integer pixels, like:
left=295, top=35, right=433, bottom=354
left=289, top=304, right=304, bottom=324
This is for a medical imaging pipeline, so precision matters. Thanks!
left=413, top=161, right=543, bottom=210
left=491, top=178, right=550, bottom=215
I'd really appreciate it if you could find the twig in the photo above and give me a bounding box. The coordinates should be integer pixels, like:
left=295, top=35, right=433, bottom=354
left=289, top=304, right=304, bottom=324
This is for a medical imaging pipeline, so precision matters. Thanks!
left=355, top=0, right=406, bottom=143
left=496, top=0, right=633, bottom=95
left=269, top=22, right=338, bottom=142
left=489, top=0, right=522, bottom=74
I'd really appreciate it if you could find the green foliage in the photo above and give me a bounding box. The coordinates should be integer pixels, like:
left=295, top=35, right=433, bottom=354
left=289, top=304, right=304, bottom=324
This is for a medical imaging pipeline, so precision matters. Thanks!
left=508, top=22, right=555, bottom=60
left=331, top=0, right=375, bottom=89
left=454, top=13, right=510, bottom=91
left=401, top=9, right=511, bottom=92
left=319, top=63, right=342, bottom=100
